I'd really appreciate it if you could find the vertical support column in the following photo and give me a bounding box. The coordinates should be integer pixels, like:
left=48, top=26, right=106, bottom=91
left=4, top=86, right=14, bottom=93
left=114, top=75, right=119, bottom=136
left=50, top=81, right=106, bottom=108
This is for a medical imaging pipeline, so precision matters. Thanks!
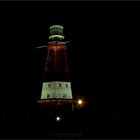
left=64, top=46, right=68, bottom=72
left=45, top=48, right=49, bottom=72
left=57, top=47, right=61, bottom=73
left=54, top=45, right=57, bottom=72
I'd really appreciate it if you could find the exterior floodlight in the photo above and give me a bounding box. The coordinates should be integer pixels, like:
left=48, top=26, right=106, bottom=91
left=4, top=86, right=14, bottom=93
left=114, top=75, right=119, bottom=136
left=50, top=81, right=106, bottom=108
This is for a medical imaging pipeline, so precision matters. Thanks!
left=56, top=116, right=61, bottom=122
left=78, top=99, right=83, bottom=105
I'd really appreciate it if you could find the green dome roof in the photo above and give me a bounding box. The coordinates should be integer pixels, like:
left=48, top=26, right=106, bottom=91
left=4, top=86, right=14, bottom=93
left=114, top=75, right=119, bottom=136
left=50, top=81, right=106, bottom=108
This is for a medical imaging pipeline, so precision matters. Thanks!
left=49, top=25, right=65, bottom=41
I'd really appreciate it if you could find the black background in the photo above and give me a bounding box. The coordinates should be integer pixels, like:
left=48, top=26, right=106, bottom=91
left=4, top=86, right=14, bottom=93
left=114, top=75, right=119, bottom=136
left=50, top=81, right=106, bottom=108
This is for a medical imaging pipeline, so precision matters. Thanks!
left=0, top=1, right=139, bottom=138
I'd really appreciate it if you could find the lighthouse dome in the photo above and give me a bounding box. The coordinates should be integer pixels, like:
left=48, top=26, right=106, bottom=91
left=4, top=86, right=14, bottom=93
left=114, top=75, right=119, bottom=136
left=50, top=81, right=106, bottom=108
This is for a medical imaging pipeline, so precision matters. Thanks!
left=49, top=25, right=65, bottom=40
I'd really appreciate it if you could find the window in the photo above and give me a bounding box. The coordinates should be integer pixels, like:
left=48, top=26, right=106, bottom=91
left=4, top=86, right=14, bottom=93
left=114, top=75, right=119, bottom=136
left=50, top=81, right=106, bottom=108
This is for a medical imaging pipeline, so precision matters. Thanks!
left=48, top=84, right=51, bottom=87
left=59, top=83, right=61, bottom=87
left=63, top=94, right=66, bottom=98
left=47, top=94, right=50, bottom=98
left=66, top=84, right=68, bottom=87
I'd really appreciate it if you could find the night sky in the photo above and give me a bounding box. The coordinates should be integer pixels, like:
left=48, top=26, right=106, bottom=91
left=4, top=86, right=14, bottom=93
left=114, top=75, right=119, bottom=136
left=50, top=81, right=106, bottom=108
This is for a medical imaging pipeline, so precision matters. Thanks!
left=0, top=1, right=140, bottom=139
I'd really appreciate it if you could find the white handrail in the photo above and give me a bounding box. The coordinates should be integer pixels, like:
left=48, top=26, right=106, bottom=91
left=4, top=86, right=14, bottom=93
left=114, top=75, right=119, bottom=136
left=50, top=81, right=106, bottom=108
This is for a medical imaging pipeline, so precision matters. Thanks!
left=36, top=45, right=47, bottom=49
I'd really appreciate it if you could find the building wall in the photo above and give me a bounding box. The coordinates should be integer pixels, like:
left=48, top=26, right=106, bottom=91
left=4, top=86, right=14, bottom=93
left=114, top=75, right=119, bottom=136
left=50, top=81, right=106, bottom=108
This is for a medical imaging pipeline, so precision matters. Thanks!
left=41, top=81, right=72, bottom=99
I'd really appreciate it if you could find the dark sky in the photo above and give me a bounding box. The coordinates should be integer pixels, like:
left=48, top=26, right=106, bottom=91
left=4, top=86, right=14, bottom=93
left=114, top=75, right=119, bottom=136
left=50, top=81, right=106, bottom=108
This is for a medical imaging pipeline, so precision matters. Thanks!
left=0, top=1, right=140, bottom=138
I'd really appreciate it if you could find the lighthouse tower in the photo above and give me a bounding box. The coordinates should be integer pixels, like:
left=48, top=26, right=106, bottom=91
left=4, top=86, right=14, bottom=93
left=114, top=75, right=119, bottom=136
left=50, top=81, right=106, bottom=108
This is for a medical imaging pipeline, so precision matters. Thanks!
left=38, top=25, right=73, bottom=112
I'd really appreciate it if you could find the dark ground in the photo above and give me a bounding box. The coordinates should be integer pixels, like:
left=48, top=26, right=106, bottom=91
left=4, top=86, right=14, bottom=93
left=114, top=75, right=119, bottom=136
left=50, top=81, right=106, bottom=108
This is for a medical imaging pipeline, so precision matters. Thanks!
left=0, top=1, right=140, bottom=139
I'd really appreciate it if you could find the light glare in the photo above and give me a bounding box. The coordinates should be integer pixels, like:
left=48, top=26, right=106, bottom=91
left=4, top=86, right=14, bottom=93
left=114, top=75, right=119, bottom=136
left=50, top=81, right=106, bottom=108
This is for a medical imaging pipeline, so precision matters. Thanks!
left=78, top=99, right=83, bottom=105
left=56, top=116, right=61, bottom=121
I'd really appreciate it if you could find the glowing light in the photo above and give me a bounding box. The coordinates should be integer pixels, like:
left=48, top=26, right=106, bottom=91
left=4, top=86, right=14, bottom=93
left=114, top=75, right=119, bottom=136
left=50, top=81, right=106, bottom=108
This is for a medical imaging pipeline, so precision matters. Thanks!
left=49, top=35, right=64, bottom=40
left=50, top=25, right=64, bottom=29
left=56, top=116, right=61, bottom=121
left=78, top=99, right=83, bottom=105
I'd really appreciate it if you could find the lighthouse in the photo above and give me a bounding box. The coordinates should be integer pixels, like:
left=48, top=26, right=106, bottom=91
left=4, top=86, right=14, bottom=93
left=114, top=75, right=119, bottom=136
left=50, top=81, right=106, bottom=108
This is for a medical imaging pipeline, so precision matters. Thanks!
left=37, top=25, right=73, bottom=113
